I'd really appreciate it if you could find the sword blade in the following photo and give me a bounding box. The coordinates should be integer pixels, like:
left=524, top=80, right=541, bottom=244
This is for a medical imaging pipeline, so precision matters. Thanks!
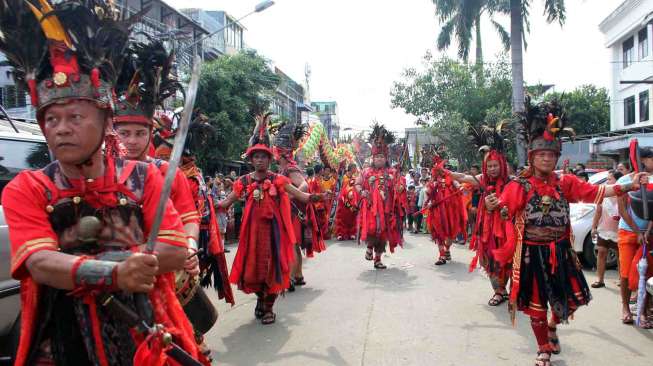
left=145, top=56, right=203, bottom=252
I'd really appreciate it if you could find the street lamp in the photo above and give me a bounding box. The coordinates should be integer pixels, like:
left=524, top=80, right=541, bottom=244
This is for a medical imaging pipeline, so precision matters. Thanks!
left=180, top=0, right=275, bottom=54
left=255, top=0, right=275, bottom=13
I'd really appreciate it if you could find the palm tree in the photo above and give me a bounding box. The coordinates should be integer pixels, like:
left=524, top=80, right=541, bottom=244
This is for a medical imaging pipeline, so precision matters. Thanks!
left=511, top=0, right=566, bottom=165
left=433, top=0, right=510, bottom=68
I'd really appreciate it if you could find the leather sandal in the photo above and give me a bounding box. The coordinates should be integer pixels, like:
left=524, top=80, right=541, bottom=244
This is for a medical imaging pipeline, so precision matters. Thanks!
left=488, top=293, right=507, bottom=306
left=435, top=257, right=447, bottom=266
left=374, top=261, right=387, bottom=269
left=365, top=248, right=373, bottom=261
left=261, top=311, right=276, bottom=325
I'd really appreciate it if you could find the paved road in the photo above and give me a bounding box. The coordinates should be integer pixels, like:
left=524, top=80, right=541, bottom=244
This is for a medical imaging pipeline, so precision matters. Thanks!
left=205, top=233, right=652, bottom=365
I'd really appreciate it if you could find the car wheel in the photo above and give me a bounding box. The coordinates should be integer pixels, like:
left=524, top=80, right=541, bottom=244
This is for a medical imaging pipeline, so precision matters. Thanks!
left=592, top=243, right=619, bottom=270
left=605, top=247, right=619, bottom=269
left=582, top=234, right=597, bottom=268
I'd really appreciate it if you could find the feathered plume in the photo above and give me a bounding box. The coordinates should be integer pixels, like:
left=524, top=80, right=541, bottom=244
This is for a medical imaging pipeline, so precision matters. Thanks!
left=184, top=113, right=215, bottom=156
left=50, top=0, right=146, bottom=84
left=0, top=0, right=47, bottom=88
left=115, top=35, right=183, bottom=118
left=269, top=119, right=307, bottom=151
left=517, top=95, right=575, bottom=145
left=368, top=122, right=396, bottom=145
left=249, top=112, right=273, bottom=147
left=468, top=120, right=510, bottom=155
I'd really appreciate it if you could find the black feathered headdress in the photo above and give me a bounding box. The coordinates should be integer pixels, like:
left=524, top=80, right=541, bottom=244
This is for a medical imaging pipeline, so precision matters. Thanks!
left=269, top=119, right=307, bottom=162
left=517, top=96, right=575, bottom=155
left=154, top=111, right=215, bottom=159
left=0, top=0, right=142, bottom=125
left=369, top=122, right=395, bottom=157
left=468, top=120, right=510, bottom=156
left=113, top=36, right=183, bottom=125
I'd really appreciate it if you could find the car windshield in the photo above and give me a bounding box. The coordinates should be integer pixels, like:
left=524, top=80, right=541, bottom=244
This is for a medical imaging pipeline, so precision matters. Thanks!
left=0, top=138, right=51, bottom=198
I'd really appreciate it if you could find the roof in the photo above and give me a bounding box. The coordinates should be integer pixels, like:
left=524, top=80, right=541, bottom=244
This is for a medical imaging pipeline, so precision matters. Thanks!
left=599, top=0, right=653, bottom=46
left=599, top=0, right=637, bottom=31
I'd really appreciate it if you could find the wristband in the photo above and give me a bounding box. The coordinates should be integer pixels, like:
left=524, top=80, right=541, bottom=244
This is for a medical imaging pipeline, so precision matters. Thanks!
left=71, top=257, right=119, bottom=293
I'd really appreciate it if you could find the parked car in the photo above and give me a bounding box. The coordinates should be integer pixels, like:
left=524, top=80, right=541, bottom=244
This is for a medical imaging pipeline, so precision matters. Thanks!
left=569, top=170, right=619, bottom=268
left=0, top=129, right=51, bottom=364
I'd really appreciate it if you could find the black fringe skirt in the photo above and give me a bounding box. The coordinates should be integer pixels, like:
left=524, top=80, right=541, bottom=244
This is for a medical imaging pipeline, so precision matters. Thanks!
left=517, top=239, right=592, bottom=321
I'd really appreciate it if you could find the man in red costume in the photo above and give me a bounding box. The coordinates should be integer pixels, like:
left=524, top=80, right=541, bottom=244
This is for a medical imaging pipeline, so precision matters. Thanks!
left=423, top=147, right=467, bottom=266
left=113, top=40, right=229, bottom=359
left=0, top=1, right=207, bottom=364
left=447, top=124, right=511, bottom=305
left=492, top=98, right=647, bottom=366
left=355, top=123, right=403, bottom=269
left=113, top=38, right=201, bottom=278
left=218, top=113, right=327, bottom=324
left=271, top=119, right=325, bottom=291
left=336, top=163, right=360, bottom=240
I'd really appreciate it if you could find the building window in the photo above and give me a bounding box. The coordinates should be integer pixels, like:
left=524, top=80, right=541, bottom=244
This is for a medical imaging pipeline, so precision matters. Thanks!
left=624, top=95, right=636, bottom=126
left=640, top=90, right=650, bottom=122
left=623, top=36, right=634, bottom=68
left=638, top=28, right=649, bottom=59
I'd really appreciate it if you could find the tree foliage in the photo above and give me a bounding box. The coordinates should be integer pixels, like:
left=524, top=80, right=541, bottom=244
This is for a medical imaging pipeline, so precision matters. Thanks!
left=432, top=0, right=510, bottom=65
left=543, top=85, right=609, bottom=136
left=193, top=50, right=279, bottom=173
left=391, top=53, right=513, bottom=168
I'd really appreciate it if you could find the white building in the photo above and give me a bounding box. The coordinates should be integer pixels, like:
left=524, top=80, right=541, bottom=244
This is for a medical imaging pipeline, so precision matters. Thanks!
left=599, top=0, right=653, bottom=131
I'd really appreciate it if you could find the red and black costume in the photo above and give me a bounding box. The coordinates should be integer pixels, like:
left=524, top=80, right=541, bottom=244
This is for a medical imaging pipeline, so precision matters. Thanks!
left=0, top=2, right=206, bottom=364
left=494, top=98, right=601, bottom=361
left=227, top=113, right=296, bottom=322
left=357, top=124, right=403, bottom=268
left=113, top=39, right=230, bottom=350
left=467, top=125, right=511, bottom=298
left=4, top=157, right=204, bottom=366
left=271, top=120, right=325, bottom=257
left=230, top=172, right=296, bottom=294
